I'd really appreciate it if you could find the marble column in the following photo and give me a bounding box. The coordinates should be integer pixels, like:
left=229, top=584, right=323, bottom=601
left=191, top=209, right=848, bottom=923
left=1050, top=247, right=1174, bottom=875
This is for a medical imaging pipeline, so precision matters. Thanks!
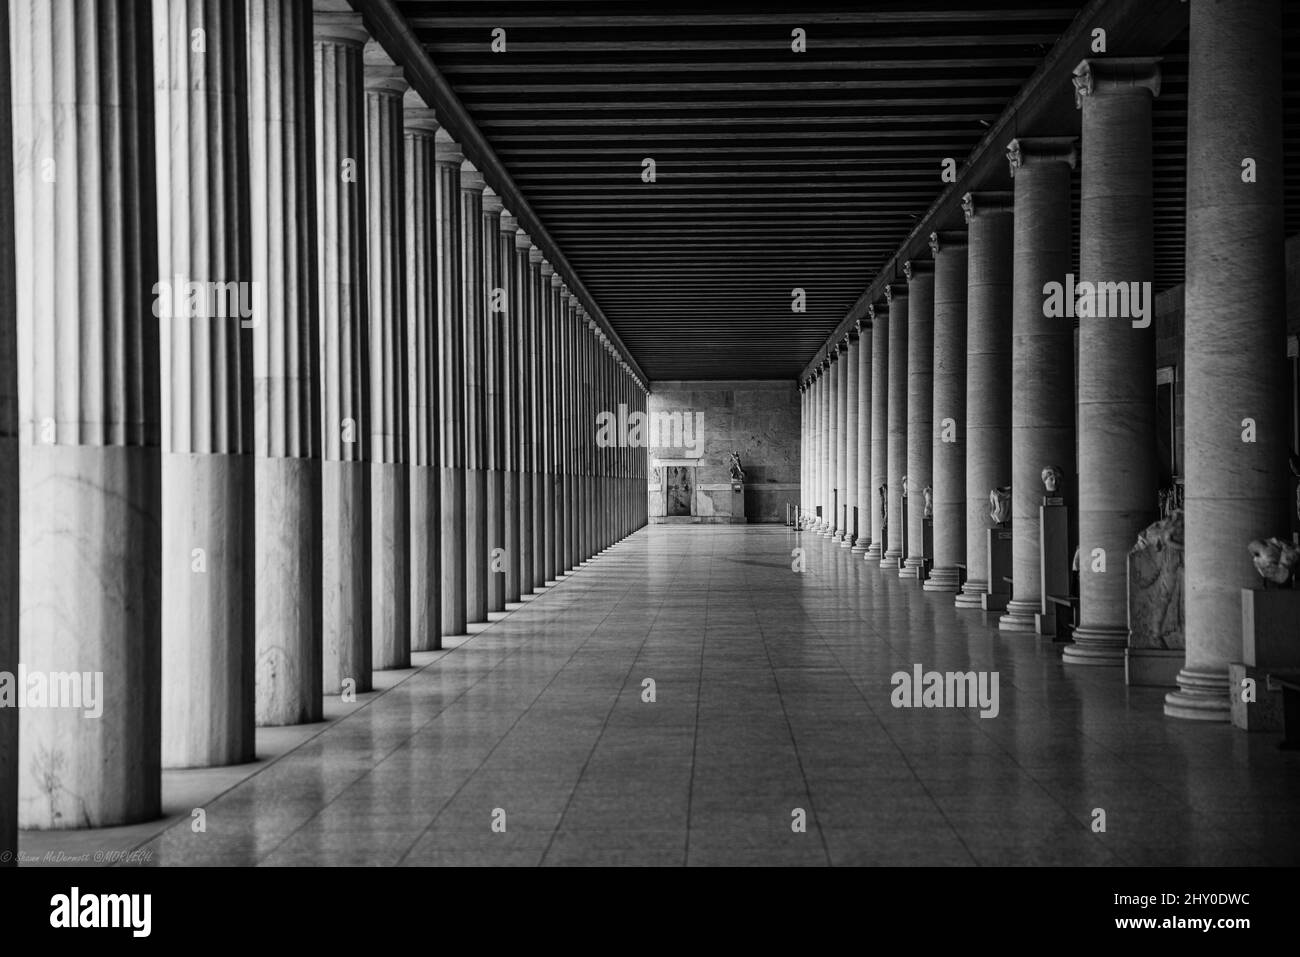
left=1168, top=0, right=1288, bottom=720
left=925, top=230, right=969, bottom=593
left=955, top=193, right=1013, bottom=609
left=540, top=261, right=558, bottom=584
left=1064, top=58, right=1161, bottom=666
left=843, top=330, right=859, bottom=546
left=867, top=302, right=889, bottom=561
left=0, top=0, right=13, bottom=859
left=1000, top=138, right=1077, bottom=632
left=902, top=260, right=934, bottom=579
left=315, top=7, right=371, bottom=692
left=818, top=360, right=831, bottom=531
left=13, top=0, right=162, bottom=826
left=799, top=381, right=808, bottom=525
left=499, top=209, right=521, bottom=603
left=882, top=283, right=909, bottom=569
left=436, top=131, right=465, bottom=638
left=808, top=371, right=819, bottom=527
left=404, top=90, right=441, bottom=650
left=461, top=160, right=488, bottom=624
left=481, top=188, right=506, bottom=612
left=528, top=243, right=545, bottom=588
left=553, top=276, right=569, bottom=576
left=363, top=43, right=410, bottom=671
left=835, top=339, right=850, bottom=541
left=250, top=0, right=322, bottom=725
left=515, top=229, right=535, bottom=587
left=154, top=0, right=255, bottom=768
left=826, top=347, right=840, bottom=539
left=852, top=320, right=872, bottom=553
left=567, top=293, right=582, bottom=567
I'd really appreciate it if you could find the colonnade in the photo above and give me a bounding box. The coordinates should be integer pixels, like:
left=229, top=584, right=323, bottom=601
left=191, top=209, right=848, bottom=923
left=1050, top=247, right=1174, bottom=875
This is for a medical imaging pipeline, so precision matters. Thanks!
left=0, top=0, right=647, bottom=836
left=799, top=2, right=1291, bottom=723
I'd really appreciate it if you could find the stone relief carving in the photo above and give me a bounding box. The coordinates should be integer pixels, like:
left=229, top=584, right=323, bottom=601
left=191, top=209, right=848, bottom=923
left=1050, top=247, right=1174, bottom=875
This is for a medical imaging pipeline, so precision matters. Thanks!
left=1129, top=509, right=1185, bottom=651
left=989, top=486, right=1011, bottom=526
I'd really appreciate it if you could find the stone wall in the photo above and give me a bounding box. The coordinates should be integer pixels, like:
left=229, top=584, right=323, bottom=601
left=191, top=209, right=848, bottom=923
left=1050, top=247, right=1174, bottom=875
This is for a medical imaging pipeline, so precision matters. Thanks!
left=646, top=380, right=799, bottom=523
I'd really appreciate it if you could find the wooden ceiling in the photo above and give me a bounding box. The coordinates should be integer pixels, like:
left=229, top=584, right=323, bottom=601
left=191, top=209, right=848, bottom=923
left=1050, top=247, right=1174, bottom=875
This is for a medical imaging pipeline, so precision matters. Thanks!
left=389, top=0, right=1299, bottom=382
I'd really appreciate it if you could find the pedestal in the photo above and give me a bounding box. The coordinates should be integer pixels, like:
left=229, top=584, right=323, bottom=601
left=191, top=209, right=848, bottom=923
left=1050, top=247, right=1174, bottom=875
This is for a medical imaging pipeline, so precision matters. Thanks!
left=983, top=527, right=1012, bottom=611
left=1232, top=589, right=1300, bottom=731
left=1036, top=501, right=1069, bottom=637
left=729, top=482, right=747, bottom=525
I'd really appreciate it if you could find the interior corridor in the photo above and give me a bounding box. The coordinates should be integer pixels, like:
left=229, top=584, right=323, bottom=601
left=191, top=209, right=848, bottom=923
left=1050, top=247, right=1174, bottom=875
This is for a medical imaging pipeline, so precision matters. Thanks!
left=18, top=525, right=1295, bottom=867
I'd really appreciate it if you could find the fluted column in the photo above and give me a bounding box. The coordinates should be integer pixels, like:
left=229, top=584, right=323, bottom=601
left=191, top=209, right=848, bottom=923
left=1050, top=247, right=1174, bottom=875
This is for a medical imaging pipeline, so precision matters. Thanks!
left=902, top=260, right=934, bottom=579
left=0, top=0, right=14, bottom=860
left=956, top=192, right=1013, bottom=609
left=843, top=330, right=859, bottom=546
left=798, top=382, right=808, bottom=525
left=818, top=360, right=830, bottom=530
left=1000, top=138, right=1078, bottom=632
left=482, top=188, right=505, bottom=612
left=866, top=302, right=889, bottom=561
left=404, top=90, right=441, bottom=650
left=363, top=42, right=410, bottom=671
left=1168, top=0, right=1288, bottom=720
left=826, top=347, right=840, bottom=538
left=540, top=261, right=558, bottom=584
left=514, top=229, right=535, bottom=587
left=154, top=0, right=254, bottom=768
left=250, top=0, right=322, bottom=725
left=808, top=371, right=819, bottom=527
left=499, top=209, right=521, bottom=602
left=1065, top=58, right=1161, bottom=666
left=852, top=320, right=872, bottom=553
left=925, top=230, right=969, bottom=593
left=528, top=243, right=545, bottom=587
left=567, top=293, right=582, bottom=567
left=882, top=283, right=909, bottom=569
left=12, top=0, right=162, bottom=827
left=315, top=7, right=371, bottom=692
left=436, top=131, right=465, bottom=638
left=461, top=160, right=488, bottom=623
left=835, top=339, right=850, bottom=540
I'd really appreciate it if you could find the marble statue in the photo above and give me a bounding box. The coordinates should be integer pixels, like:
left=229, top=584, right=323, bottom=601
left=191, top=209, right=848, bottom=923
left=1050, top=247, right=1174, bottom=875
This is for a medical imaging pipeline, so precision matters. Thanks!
left=1157, top=483, right=1184, bottom=521
left=728, top=450, right=745, bottom=483
left=922, top=486, right=933, bottom=519
left=1040, top=465, right=1063, bottom=493
left=1248, top=537, right=1300, bottom=587
left=1290, top=451, right=1299, bottom=523
left=989, top=486, right=1011, bottom=526
left=901, top=474, right=908, bottom=498
left=1129, top=509, right=1185, bottom=650
left=878, top=484, right=888, bottom=524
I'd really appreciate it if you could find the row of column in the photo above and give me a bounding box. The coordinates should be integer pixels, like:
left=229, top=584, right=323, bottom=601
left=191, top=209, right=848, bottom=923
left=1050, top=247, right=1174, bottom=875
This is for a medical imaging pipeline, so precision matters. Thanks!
left=799, top=2, right=1290, bottom=723
left=0, top=0, right=646, bottom=839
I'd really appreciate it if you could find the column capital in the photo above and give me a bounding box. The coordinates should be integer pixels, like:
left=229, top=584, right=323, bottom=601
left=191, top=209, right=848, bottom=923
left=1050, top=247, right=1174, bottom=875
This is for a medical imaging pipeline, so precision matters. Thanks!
left=847, top=323, right=860, bottom=341
left=363, top=40, right=407, bottom=94
left=928, top=229, right=967, bottom=256
left=1072, top=57, right=1162, bottom=108
left=550, top=271, right=562, bottom=288
left=587, top=317, right=599, bottom=332
left=402, top=89, right=439, bottom=134
left=481, top=186, right=503, bottom=215
left=961, top=190, right=1014, bottom=223
left=528, top=244, right=543, bottom=265
left=866, top=301, right=884, bottom=322
left=460, top=159, right=486, bottom=193
left=853, top=318, right=865, bottom=336
left=434, top=128, right=463, bottom=166
left=313, top=2, right=368, bottom=45
left=902, top=259, right=933, bottom=281
left=499, top=208, right=517, bottom=233
left=559, top=281, right=569, bottom=296
left=541, top=259, right=555, bottom=278
left=515, top=228, right=532, bottom=250
left=1006, top=136, right=1078, bottom=176
left=884, top=281, right=908, bottom=302
left=568, top=292, right=580, bottom=309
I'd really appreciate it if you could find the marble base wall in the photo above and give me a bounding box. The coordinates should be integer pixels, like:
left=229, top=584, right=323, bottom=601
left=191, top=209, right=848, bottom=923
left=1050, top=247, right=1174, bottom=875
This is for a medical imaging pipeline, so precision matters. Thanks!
left=410, top=464, right=441, bottom=652
left=441, top=468, right=466, bottom=635
left=255, top=456, right=322, bottom=725
left=162, top=453, right=254, bottom=769
left=19, top=444, right=161, bottom=829
left=466, top=467, right=488, bottom=620
left=371, top=462, right=411, bottom=671
left=322, top=459, right=372, bottom=695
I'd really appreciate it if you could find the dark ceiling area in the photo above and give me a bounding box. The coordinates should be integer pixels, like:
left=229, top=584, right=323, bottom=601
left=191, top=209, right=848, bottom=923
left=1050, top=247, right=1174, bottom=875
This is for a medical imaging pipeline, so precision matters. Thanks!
left=392, top=1, right=1300, bottom=383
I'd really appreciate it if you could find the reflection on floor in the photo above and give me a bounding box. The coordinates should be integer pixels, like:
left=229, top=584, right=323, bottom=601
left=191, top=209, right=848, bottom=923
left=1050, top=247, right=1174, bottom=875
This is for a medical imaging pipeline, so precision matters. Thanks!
left=20, top=524, right=1300, bottom=866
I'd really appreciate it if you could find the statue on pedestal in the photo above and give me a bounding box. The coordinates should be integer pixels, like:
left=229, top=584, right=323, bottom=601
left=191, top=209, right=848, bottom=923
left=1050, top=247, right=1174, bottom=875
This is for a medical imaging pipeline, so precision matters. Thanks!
left=989, top=486, right=1011, bottom=526
left=922, top=486, right=933, bottom=519
left=1040, top=465, right=1064, bottom=494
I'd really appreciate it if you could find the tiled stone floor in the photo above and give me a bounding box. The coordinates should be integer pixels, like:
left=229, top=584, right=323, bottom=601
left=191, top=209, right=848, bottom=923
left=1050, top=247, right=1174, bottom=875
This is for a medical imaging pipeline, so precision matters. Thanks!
left=31, top=524, right=1300, bottom=866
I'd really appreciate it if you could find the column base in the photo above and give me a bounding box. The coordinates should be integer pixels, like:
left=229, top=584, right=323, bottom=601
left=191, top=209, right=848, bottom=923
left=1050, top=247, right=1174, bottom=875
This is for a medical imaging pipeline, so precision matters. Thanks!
left=998, top=599, right=1039, bottom=632
left=1062, top=625, right=1127, bottom=667
left=850, top=537, right=869, bottom=555
left=900, top=556, right=923, bottom=579
left=924, top=566, right=961, bottom=593
left=865, top=542, right=882, bottom=561
left=879, top=549, right=902, bottom=570
left=839, top=534, right=854, bottom=548
left=1165, top=665, right=1231, bottom=721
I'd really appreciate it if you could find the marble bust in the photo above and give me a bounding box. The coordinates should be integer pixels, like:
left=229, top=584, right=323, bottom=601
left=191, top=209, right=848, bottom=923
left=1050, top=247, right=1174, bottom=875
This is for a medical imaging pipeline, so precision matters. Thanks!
left=1040, top=465, right=1063, bottom=493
